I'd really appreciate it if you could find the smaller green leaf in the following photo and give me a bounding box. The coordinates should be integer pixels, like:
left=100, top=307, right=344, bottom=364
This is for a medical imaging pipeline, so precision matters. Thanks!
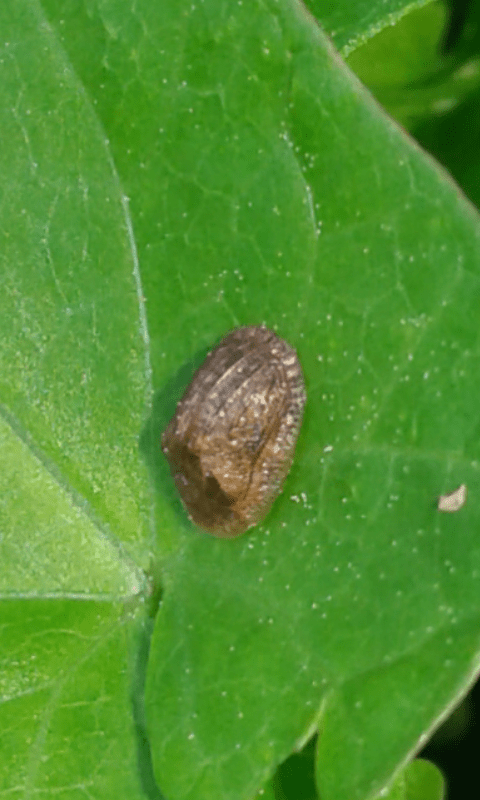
left=346, top=3, right=480, bottom=134
left=303, top=0, right=433, bottom=55
left=374, top=758, right=445, bottom=800
left=404, top=758, right=446, bottom=800
left=346, top=3, right=447, bottom=88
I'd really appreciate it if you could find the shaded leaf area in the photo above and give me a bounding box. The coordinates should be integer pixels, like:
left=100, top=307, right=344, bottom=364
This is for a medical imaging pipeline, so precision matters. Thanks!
left=415, top=90, right=480, bottom=212
left=302, top=0, right=433, bottom=55
left=1, top=2, right=480, bottom=800
left=270, top=736, right=318, bottom=800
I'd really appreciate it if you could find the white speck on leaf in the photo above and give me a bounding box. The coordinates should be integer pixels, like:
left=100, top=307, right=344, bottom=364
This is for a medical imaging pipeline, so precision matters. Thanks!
left=438, top=483, right=467, bottom=513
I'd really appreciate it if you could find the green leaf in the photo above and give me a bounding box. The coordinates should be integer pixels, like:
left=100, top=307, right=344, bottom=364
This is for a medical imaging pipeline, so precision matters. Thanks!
left=315, top=620, right=471, bottom=800
left=143, top=1, right=480, bottom=799
left=0, top=414, right=142, bottom=596
left=2, top=1, right=480, bottom=800
left=374, top=758, right=445, bottom=800
left=404, top=759, right=446, bottom=800
left=303, top=0, right=434, bottom=55
left=346, top=2, right=480, bottom=132
left=0, top=600, right=146, bottom=798
left=345, top=2, right=480, bottom=211
left=0, top=2, right=152, bottom=566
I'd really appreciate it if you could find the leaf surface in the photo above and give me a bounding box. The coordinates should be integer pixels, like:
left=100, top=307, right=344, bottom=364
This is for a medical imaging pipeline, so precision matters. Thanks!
left=1, top=1, right=479, bottom=799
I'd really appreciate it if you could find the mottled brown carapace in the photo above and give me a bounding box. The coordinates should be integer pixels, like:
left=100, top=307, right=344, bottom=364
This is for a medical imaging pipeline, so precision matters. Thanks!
left=161, top=325, right=306, bottom=537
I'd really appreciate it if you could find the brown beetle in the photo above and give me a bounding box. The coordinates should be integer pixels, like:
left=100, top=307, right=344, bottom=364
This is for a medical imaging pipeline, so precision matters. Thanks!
left=161, top=325, right=306, bottom=537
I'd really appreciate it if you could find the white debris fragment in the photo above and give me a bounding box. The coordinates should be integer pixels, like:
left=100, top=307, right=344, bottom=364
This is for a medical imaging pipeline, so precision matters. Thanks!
left=437, top=483, right=467, bottom=513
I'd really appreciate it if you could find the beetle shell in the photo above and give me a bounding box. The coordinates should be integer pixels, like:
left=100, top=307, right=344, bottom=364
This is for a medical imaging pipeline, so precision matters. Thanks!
left=161, top=325, right=306, bottom=537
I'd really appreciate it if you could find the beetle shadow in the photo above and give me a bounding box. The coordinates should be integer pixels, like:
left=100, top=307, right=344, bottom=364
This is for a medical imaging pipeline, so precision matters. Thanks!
left=139, top=342, right=212, bottom=524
